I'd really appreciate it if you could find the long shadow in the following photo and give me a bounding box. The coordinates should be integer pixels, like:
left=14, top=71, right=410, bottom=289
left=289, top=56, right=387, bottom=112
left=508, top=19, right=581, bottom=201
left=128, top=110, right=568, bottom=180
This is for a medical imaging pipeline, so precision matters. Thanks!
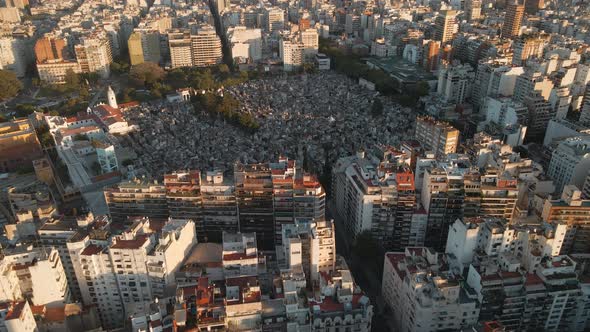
left=207, top=0, right=234, bottom=70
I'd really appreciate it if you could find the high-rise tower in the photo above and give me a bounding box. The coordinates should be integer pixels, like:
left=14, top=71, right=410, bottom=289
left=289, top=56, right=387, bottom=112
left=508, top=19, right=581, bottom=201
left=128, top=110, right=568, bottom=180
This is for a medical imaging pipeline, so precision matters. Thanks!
left=434, top=10, right=457, bottom=43
left=501, top=2, right=525, bottom=39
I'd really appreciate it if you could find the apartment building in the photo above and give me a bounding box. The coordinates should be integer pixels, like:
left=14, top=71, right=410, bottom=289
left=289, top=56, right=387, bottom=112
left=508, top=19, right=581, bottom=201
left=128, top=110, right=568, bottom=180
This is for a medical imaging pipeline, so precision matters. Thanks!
left=445, top=218, right=567, bottom=274
left=415, top=116, right=460, bottom=157
left=36, top=61, right=82, bottom=84
left=222, top=232, right=266, bottom=329
left=534, top=256, right=590, bottom=331
left=0, top=36, right=30, bottom=78
left=434, top=10, right=457, bottom=43
left=466, top=253, right=590, bottom=331
left=501, top=2, right=525, bottom=39
left=0, top=119, right=43, bottom=173
left=146, top=219, right=197, bottom=298
left=270, top=158, right=325, bottom=246
left=265, top=7, right=285, bottom=32
left=524, top=92, right=556, bottom=141
left=0, top=262, right=22, bottom=303
left=74, top=36, right=113, bottom=78
left=0, top=301, right=38, bottom=332
left=472, top=61, right=524, bottom=110
left=301, top=29, right=319, bottom=59
left=512, top=34, right=549, bottom=66
left=109, top=228, right=156, bottom=305
left=104, top=179, right=168, bottom=223
left=200, top=170, right=238, bottom=242
left=67, top=235, right=124, bottom=329
left=542, top=186, right=590, bottom=254
left=164, top=170, right=202, bottom=225
left=37, top=214, right=100, bottom=301
left=420, top=164, right=466, bottom=250
left=271, top=158, right=299, bottom=246
left=280, top=38, right=304, bottom=71
left=168, top=31, right=193, bottom=68
left=293, top=174, right=325, bottom=222
left=382, top=247, right=479, bottom=332
left=2, top=246, right=70, bottom=308
left=228, top=26, right=262, bottom=63
left=513, top=70, right=553, bottom=103
left=128, top=30, right=161, bottom=65
left=477, top=168, right=519, bottom=220
left=547, top=137, right=590, bottom=195
left=222, top=232, right=265, bottom=278
left=191, top=26, right=222, bottom=67
left=308, top=257, right=373, bottom=332
left=331, top=150, right=418, bottom=250
left=281, top=218, right=336, bottom=286
left=67, top=217, right=195, bottom=329
left=234, top=163, right=275, bottom=251
left=437, top=64, right=475, bottom=104
left=465, top=0, right=482, bottom=21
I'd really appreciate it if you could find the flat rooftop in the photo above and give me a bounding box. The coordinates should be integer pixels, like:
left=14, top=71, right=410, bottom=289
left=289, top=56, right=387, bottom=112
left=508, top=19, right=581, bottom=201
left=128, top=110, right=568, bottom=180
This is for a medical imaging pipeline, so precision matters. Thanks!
left=184, top=243, right=223, bottom=266
left=364, top=56, right=436, bottom=83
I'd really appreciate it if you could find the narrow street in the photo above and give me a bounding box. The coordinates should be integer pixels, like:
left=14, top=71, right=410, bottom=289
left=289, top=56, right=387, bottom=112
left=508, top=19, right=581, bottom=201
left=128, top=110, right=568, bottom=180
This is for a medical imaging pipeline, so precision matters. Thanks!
left=327, top=200, right=396, bottom=332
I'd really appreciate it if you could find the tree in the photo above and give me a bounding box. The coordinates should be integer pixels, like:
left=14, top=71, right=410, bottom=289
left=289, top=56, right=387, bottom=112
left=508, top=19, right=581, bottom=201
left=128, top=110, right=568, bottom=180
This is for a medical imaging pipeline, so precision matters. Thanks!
left=129, top=62, right=165, bottom=88
left=79, top=86, right=90, bottom=100
left=189, top=69, right=217, bottom=91
left=80, top=72, right=99, bottom=85
left=371, top=98, right=383, bottom=116
left=0, top=70, right=22, bottom=101
left=64, top=69, right=80, bottom=88
left=110, top=59, right=130, bottom=75
left=36, top=124, right=55, bottom=147
left=415, top=81, right=430, bottom=97
left=15, top=104, right=37, bottom=117
left=217, top=64, right=230, bottom=74
left=165, top=69, right=188, bottom=89
left=150, top=88, right=163, bottom=99
left=118, top=88, right=135, bottom=103
left=303, top=63, right=317, bottom=74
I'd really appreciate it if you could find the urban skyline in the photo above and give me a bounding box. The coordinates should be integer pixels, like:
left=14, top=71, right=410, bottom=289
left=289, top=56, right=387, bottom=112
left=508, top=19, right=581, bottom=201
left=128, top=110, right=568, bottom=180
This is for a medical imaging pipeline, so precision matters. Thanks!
left=0, top=0, right=590, bottom=331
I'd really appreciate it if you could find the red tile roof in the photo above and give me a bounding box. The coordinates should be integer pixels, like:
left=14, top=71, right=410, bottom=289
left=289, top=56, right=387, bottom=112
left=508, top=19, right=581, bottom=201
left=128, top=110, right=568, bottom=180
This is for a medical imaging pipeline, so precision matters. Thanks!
left=118, top=101, right=139, bottom=109
left=5, top=301, right=26, bottom=320
left=223, top=252, right=257, bottom=261
left=80, top=244, right=105, bottom=256
left=525, top=273, right=544, bottom=286
left=45, top=306, right=66, bottom=322
left=30, top=305, right=45, bottom=316
left=60, top=125, right=101, bottom=137
left=309, top=294, right=365, bottom=313
left=111, top=234, right=149, bottom=250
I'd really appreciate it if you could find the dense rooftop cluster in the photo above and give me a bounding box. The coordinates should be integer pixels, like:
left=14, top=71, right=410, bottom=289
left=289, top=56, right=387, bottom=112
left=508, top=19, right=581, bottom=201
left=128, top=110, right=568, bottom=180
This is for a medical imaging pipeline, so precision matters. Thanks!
left=3, top=0, right=590, bottom=331
left=122, top=72, right=412, bottom=177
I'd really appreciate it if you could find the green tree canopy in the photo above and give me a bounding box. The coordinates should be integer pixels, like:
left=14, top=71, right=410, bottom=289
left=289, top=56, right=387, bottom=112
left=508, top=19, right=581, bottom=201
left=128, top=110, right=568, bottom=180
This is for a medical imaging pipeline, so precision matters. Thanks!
left=414, top=81, right=431, bottom=97
left=15, top=104, right=38, bottom=117
left=0, top=70, right=22, bottom=101
left=110, top=58, right=130, bottom=75
left=129, top=62, right=165, bottom=88
left=189, top=69, right=217, bottom=91
left=165, top=69, right=188, bottom=89
left=64, top=69, right=80, bottom=87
